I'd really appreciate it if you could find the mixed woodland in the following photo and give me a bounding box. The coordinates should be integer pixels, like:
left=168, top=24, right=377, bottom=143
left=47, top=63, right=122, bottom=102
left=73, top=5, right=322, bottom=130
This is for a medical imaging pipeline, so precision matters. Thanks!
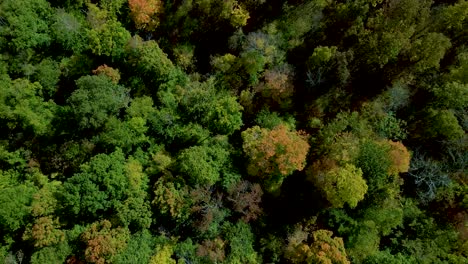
left=0, top=0, right=467, bottom=263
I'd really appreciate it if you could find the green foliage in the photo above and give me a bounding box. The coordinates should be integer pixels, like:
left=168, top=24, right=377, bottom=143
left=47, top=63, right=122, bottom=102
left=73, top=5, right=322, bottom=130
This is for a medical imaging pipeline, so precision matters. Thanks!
left=68, top=75, right=129, bottom=130
left=432, top=81, right=468, bottom=110
left=405, top=32, right=451, bottom=72
left=30, top=242, right=72, bottom=264
left=0, top=184, right=36, bottom=233
left=86, top=4, right=131, bottom=58
left=32, top=59, right=61, bottom=98
left=63, top=149, right=129, bottom=218
left=178, top=144, right=230, bottom=186
left=114, top=230, right=156, bottom=264
left=356, top=140, right=392, bottom=195
left=223, top=221, right=259, bottom=264
left=51, top=9, right=88, bottom=53
left=152, top=176, right=191, bottom=222
left=127, top=36, right=175, bottom=81
left=415, top=109, right=464, bottom=142
left=255, top=109, right=296, bottom=130
left=177, top=78, right=243, bottom=135
left=1, top=0, right=468, bottom=263
left=0, top=0, right=52, bottom=51
left=0, top=78, right=57, bottom=136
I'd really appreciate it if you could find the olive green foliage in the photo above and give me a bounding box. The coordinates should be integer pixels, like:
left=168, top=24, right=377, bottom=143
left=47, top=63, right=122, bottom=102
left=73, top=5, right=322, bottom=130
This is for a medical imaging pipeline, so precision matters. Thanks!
left=0, top=0, right=466, bottom=263
left=68, top=75, right=129, bottom=130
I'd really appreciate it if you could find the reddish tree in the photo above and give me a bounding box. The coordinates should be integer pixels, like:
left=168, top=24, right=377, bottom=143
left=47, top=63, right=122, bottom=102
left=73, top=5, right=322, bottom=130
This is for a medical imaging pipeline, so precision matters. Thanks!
left=81, top=220, right=129, bottom=264
left=227, top=180, right=263, bottom=222
left=196, top=238, right=226, bottom=262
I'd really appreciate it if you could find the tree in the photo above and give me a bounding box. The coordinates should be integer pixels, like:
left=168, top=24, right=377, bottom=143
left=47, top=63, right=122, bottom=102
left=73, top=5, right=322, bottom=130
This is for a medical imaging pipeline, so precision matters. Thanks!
left=313, top=163, right=368, bottom=208
left=0, top=184, right=36, bottom=234
left=126, top=36, right=175, bottom=81
left=404, top=32, right=451, bottom=72
left=413, top=109, right=464, bottom=142
left=0, top=0, right=52, bottom=52
left=387, top=140, right=410, bottom=175
left=86, top=4, right=131, bottom=58
left=128, top=0, right=163, bottom=30
left=114, top=230, right=156, bottom=264
left=285, top=225, right=350, bottom=264
left=227, top=180, right=263, bottom=222
left=0, top=78, right=57, bottom=136
left=177, top=144, right=229, bottom=186
left=23, top=216, right=65, bottom=248
left=222, top=221, right=259, bottom=263
left=242, top=124, right=310, bottom=192
left=81, top=220, right=130, bottom=264
left=176, top=78, right=243, bottom=135
left=51, top=9, right=88, bottom=53
left=255, top=64, right=295, bottom=109
left=32, top=59, right=61, bottom=98
left=67, top=75, right=129, bottom=130
left=197, top=238, right=226, bottom=263
left=92, top=64, right=121, bottom=84
left=356, top=140, right=393, bottom=195
left=152, top=175, right=191, bottom=223
left=62, top=149, right=129, bottom=218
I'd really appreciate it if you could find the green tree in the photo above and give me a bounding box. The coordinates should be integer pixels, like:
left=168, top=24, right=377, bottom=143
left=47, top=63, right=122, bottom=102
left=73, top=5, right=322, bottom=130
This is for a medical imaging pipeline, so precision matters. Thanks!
left=0, top=0, right=52, bottom=51
left=0, top=78, right=57, bottom=136
left=51, top=9, right=88, bottom=53
left=86, top=3, right=131, bottom=58
left=177, top=144, right=230, bottom=186
left=67, top=75, right=129, bottom=130
left=152, top=175, right=191, bottom=223
left=62, top=149, right=129, bottom=218
left=314, top=163, right=368, bottom=208
left=126, top=36, right=175, bottom=81
left=223, top=221, right=259, bottom=264
left=114, top=230, right=156, bottom=264
left=414, top=109, right=464, bottom=142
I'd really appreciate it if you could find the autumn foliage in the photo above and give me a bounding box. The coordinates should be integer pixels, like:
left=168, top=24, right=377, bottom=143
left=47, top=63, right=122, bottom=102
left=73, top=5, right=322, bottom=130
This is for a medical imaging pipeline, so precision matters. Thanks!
left=128, top=0, right=162, bottom=30
left=92, top=64, right=121, bottom=84
left=242, top=124, right=310, bottom=177
left=387, top=140, right=411, bottom=175
left=81, top=220, right=129, bottom=264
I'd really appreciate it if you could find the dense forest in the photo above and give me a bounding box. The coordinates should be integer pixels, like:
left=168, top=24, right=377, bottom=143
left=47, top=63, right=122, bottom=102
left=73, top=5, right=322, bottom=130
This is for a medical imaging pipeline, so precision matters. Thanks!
left=0, top=0, right=467, bottom=263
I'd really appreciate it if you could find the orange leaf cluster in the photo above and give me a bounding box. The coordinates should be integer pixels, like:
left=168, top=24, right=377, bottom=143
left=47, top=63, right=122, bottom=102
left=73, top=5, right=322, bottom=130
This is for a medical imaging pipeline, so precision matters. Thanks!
left=92, top=64, right=121, bottom=84
left=128, top=0, right=162, bottom=30
left=246, top=124, right=310, bottom=177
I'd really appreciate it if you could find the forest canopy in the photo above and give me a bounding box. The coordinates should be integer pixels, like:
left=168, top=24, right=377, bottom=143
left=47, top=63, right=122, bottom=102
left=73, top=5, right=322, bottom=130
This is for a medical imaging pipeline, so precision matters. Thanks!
left=0, top=0, right=467, bottom=263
